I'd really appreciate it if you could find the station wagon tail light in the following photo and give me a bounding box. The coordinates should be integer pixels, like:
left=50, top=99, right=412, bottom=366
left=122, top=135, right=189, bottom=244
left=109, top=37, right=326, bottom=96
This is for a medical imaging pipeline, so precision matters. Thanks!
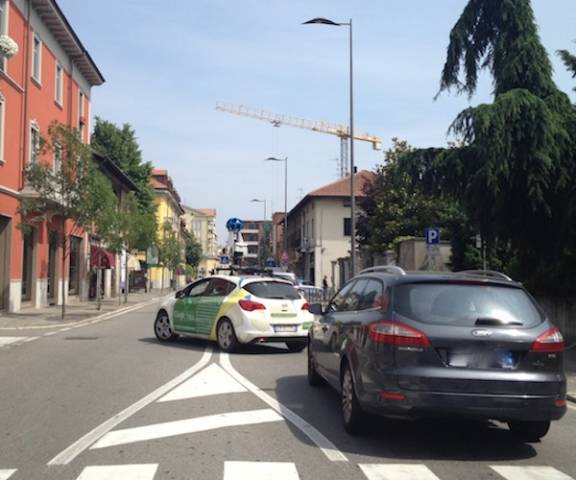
left=531, top=328, right=564, bottom=353
left=238, top=299, right=266, bottom=312
left=368, top=321, right=431, bottom=348
left=301, top=302, right=310, bottom=311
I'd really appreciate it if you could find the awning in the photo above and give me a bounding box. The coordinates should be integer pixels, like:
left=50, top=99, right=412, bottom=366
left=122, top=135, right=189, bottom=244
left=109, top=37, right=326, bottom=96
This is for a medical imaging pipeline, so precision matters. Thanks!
left=90, top=245, right=116, bottom=269
left=127, top=254, right=141, bottom=271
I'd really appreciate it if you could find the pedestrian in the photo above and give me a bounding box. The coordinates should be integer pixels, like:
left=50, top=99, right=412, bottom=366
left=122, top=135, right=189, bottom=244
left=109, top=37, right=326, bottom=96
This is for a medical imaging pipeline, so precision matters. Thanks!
left=322, top=275, right=329, bottom=300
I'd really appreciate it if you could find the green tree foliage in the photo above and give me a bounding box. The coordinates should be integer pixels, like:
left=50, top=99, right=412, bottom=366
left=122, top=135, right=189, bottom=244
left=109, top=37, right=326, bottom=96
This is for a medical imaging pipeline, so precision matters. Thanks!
left=91, top=117, right=157, bottom=236
left=405, top=0, right=576, bottom=295
left=183, top=230, right=202, bottom=270
left=358, top=139, right=439, bottom=254
left=20, top=123, right=117, bottom=317
left=558, top=42, right=576, bottom=90
left=158, top=222, right=182, bottom=290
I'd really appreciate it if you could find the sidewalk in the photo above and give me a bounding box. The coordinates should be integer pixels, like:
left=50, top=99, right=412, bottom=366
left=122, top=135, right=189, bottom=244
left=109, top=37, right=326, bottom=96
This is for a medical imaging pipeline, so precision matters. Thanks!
left=0, top=290, right=170, bottom=330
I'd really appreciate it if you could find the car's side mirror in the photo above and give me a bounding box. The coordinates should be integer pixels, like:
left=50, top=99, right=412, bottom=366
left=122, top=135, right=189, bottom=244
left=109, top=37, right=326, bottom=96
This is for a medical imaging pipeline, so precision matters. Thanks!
left=175, top=290, right=186, bottom=299
left=309, top=303, right=324, bottom=315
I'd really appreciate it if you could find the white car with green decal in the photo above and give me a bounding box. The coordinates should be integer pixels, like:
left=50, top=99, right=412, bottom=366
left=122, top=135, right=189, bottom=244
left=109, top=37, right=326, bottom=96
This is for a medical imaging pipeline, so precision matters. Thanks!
left=154, top=275, right=313, bottom=352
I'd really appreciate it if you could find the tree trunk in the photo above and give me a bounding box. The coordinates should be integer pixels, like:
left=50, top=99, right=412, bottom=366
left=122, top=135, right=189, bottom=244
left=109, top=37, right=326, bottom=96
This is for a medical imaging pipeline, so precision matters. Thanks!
left=96, top=267, right=102, bottom=311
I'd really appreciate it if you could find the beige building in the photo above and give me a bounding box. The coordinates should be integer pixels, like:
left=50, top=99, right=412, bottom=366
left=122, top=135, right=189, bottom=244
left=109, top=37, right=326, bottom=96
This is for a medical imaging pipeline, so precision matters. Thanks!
left=286, top=171, right=375, bottom=289
left=182, top=207, right=219, bottom=275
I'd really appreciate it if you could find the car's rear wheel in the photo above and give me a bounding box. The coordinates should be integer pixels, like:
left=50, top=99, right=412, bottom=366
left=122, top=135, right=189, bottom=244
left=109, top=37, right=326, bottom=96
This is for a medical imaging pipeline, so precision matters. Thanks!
left=154, top=310, right=178, bottom=342
left=508, top=420, right=551, bottom=442
left=341, top=363, right=369, bottom=434
left=307, top=343, right=324, bottom=387
left=217, top=318, right=239, bottom=353
left=286, top=341, right=307, bottom=353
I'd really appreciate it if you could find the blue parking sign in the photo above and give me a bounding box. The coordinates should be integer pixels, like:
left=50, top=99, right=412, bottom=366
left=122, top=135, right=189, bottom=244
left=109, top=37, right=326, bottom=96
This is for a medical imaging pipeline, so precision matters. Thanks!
left=425, top=228, right=440, bottom=245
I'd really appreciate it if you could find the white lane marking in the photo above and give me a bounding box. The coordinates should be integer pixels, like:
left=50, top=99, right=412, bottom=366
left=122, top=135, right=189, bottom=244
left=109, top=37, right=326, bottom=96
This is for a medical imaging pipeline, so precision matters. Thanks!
left=491, top=465, right=574, bottom=480
left=47, top=346, right=213, bottom=465
left=92, top=408, right=282, bottom=449
left=224, top=461, right=300, bottom=480
left=158, top=363, right=246, bottom=402
left=359, top=464, right=441, bottom=480
left=76, top=464, right=158, bottom=479
left=0, top=337, right=28, bottom=347
left=0, top=470, right=17, bottom=480
left=22, top=336, right=39, bottom=343
left=219, top=351, right=348, bottom=463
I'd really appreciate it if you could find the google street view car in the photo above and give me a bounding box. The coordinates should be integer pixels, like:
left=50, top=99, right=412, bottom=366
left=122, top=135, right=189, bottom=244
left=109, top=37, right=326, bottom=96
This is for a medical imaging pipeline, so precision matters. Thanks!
left=154, top=274, right=312, bottom=352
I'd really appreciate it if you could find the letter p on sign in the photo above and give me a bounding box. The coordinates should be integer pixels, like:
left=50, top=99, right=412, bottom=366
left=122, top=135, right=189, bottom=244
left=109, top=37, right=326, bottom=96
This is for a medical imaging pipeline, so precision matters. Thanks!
left=425, top=228, right=440, bottom=245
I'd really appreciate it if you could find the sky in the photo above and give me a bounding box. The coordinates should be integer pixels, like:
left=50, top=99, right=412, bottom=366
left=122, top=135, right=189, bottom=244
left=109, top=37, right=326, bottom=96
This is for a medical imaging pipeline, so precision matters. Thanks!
left=58, top=0, right=576, bottom=241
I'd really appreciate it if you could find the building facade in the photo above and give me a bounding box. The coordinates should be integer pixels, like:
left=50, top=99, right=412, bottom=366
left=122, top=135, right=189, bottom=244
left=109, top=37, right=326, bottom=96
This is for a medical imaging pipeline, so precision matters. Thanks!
left=271, top=211, right=285, bottom=264
left=0, top=0, right=104, bottom=312
left=149, top=168, right=185, bottom=290
left=239, top=219, right=272, bottom=267
left=286, top=170, right=375, bottom=289
left=181, top=206, right=218, bottom=276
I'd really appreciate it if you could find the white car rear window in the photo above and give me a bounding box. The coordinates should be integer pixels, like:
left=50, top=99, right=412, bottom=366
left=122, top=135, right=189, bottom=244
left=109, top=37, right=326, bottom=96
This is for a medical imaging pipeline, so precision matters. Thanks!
left=244, top=281, right=300, bottom=300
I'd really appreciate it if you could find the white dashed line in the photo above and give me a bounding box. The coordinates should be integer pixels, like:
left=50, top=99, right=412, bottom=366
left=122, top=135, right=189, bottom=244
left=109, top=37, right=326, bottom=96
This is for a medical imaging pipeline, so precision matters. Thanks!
left=359, top=464, right=441, bottom=480
left=490, top=465, right=574, bottom=480
left=76, top=464, right=158, bottom=480
left=224, top=461, right=300, bottom=480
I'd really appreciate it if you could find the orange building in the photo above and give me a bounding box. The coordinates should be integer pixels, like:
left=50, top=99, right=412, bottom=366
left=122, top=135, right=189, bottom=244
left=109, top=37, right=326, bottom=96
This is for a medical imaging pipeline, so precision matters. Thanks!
left=0, top=0, right=104, bottom=312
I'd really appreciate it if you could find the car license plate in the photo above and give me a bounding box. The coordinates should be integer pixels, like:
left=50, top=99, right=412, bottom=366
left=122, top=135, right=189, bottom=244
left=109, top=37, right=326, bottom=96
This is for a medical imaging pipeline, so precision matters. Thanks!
left=274, top=325, right=297, bottom=333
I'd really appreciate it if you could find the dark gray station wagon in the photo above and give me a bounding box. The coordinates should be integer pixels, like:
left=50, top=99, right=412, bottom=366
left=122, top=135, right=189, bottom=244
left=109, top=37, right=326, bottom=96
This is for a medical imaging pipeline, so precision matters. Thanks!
left=308, top=267, right=566, bottom=441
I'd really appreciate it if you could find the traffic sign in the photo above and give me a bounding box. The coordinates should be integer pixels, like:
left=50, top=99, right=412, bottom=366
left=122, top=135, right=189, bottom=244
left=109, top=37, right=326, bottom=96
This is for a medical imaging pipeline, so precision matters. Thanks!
left=425, top=228, right=440, bottom=245
left=219, top=255, right=230, bottom=265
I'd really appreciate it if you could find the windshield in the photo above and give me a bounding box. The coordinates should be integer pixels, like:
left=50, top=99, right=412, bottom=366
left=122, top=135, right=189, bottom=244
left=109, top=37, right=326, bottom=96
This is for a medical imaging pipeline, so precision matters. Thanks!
left=244, top=281, right=301, bottom=300
left=393, top=283, right=543, bottom=327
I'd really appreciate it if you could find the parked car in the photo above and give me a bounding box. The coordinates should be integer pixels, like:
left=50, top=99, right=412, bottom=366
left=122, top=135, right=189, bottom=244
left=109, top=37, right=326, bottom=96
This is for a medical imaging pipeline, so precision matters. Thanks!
left=154, top=275, right=312, bottom=352
left=307, top=267, right=567, bottom=441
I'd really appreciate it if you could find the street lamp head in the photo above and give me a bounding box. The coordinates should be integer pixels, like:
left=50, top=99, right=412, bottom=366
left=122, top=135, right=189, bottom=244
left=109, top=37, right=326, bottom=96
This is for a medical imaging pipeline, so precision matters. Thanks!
left=265, top=156, right=287, bottom=162
left=302, top=17, right=341, bottom=26
left=250, top=198, right=264, bottom=203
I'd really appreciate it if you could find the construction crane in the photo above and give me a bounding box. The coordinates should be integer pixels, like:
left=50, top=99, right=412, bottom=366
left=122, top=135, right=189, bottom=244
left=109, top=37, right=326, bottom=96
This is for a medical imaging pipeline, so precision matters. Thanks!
left=215, top=102, right=382, bottom=178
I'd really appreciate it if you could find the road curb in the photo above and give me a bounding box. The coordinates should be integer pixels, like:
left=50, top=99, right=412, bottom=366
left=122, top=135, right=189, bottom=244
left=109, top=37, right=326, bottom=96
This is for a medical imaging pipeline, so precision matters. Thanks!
left=567, top=393, right=576, bottom=404
left=0, top=295, right=169, bottom=331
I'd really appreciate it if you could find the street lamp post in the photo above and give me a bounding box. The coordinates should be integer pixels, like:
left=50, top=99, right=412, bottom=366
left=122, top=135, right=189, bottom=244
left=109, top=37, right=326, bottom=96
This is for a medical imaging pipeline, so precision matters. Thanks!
left=265, top=157, right=288, bottom=267
left=303, top=17, right=356, bottom=276
left=250, top=198, right=267, bottom=221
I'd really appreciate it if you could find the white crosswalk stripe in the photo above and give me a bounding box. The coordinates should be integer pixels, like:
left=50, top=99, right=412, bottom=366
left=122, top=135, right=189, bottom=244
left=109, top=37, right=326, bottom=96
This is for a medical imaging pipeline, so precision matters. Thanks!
left=224, top=461, right=300, bottom=480
left=158, top=363, right=246, bottom=402
left=0, top=337, right=29, bottom=347
left=0, top=470, right=17, bottom=480
left=91, top=408, right=283, bottom=449
left=491, top=465, right=574, bottom=480
left=76, top=464, right=158, bottom=479
left=359, top=463, right=441, bottom=480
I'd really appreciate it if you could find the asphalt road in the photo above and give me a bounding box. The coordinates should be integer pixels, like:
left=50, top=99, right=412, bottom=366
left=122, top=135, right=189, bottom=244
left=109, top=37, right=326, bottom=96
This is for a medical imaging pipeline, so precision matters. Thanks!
left=1, top=301, right=575, bottom=480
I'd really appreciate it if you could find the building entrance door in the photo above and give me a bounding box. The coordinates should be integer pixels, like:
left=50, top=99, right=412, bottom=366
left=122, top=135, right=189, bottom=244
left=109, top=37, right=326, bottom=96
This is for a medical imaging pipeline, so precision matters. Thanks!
left=21, top=228, right=35, bottom=302
left=47, top=234, right=57, bottom=304
left=0, top=216, right=10, bottom=311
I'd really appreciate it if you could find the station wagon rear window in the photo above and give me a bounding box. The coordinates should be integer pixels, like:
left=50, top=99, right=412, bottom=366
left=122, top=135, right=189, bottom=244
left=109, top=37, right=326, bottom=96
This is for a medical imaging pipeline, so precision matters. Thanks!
left=393, top=283, right=543, bottom=328
left=244, top=281, right=300, bottom=300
